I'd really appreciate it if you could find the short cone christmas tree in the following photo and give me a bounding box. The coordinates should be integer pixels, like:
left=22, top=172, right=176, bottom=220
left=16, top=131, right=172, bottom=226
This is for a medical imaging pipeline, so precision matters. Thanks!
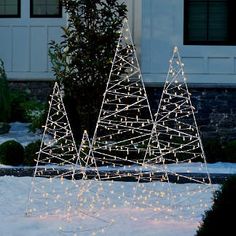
left=26, top=82, right=83, bottom=218
left=79, top=130, right=97, bottom=169
left=77, top=130, right=102, bottom=204
left=25, top=83, right=110, bottom=233
left=145, top=47, right=212, bottom=219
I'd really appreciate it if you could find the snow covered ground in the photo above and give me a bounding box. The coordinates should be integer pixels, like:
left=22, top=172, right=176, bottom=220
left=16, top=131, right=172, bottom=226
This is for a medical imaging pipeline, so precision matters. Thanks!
left=167, top=162, right=236, bottom=174
left=95, top=162, right=236, bottom=175
left=0, top=123, right=229, bottom=235
left=0, top=176, right=218, bottom=236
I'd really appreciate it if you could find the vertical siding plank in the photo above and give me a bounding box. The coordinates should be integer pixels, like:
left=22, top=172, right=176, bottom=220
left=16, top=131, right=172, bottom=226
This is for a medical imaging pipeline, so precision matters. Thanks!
left=0, top=26, right=12, bottom=71
left=30, top=26, right=47, bottom=72
left=12, top=26, right=30, bottom=72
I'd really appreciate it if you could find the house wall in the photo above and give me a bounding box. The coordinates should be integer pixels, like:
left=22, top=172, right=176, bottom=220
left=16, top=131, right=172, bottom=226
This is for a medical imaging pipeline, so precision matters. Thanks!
left=0, top=1, right=140, bottom=81
left=140, top=0, right=236, bottom=141
left=141, top=0, right=236, bottom=86
left=0, top=1, right=66, bottom=81
left=1, top=0, right=236, bottom=86
left=2, top=0, right=236, bottom=141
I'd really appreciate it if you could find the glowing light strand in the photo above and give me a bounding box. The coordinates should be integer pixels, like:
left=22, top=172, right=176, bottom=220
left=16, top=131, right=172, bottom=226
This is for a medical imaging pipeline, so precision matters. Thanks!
left=143, top=46, right=212, bottom=218
left=90, top=18, right=154, bottom=175
left=25, top=82, right=84, bottom=218
left=25, top=83, right=110, bottom=234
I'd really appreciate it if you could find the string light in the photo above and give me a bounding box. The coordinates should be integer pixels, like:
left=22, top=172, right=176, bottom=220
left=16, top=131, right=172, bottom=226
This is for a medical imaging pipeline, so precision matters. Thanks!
left=89, top=18, right=153, bottom=174
left=142, top=46, right=213, bottom=219
left=25, top=82, right=109, bottom=234
left=25, top=20, right=214, bottom=234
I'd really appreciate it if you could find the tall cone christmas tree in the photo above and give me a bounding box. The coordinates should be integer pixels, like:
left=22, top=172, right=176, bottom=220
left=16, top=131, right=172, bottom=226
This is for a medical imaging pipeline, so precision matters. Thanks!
left=85, top=18, right=157, bottom=216
left=91, top=18, right=153, bottom=175
left=144, top=47, right=212, bottom=219
left=26, top=82, right=83, bottom=218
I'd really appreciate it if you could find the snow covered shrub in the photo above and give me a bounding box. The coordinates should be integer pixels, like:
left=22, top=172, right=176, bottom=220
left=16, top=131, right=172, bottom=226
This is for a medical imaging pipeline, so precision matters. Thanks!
left=24, top=140, right=41, bottom=166
left=196, top=176, right=236, bottom=235
left=24, top=101, right=46, bottom=132
left=0, top=140, right=24, bottom=166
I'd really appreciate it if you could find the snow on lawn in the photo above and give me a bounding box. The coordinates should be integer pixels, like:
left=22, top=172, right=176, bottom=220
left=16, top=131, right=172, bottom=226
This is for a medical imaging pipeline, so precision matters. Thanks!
left=95, top=162, right=236, bottom=174
left=0, top=176, right=218, bottom=236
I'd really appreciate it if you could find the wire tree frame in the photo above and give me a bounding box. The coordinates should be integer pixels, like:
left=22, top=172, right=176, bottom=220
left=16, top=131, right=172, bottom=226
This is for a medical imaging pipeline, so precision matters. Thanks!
left=25, top=82, right=82, bottom=217
left=25, top=83, right=110, bottom=234
left=90, top=18, right=154, bottom=179
left=143, top=47, right=212, bottom=219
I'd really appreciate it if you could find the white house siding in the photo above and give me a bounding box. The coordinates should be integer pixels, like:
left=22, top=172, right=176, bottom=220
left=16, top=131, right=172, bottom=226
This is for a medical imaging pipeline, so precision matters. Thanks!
left=0, top=0, right=140, bottom=81
left=141, top=0, right=236, bottom=86
left=122, top=0, right=142, bottom=57
left=0, top=1, right=66, bottom=81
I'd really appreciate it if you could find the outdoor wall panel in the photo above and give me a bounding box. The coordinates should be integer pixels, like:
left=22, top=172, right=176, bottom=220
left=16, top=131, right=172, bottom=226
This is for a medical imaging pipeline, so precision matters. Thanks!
left=30, top=27, right=47, bottom=72
left=234, top=58, right=236, bottom=74
left=12, top=27, right=30, bottom=72
left=141, top=0, right=236, bottom=85
left=0, top=26, right=12, bottom=71
left=182, top=57, right=205, bottom=74
left=208, top=57, right=233, bottom=74
left=47, top=26, right=63, bottom=71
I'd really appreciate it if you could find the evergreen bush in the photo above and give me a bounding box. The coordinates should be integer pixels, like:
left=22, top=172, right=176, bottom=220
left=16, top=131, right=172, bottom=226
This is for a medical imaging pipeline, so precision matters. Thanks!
left=196, top=176, right=236, bottom=235
left=8, top=89, right=46, bottom=131
left=0, top=140, right=24, bottom=166
left=49, top=0, right=127, bottom=137
left=9, top=89, right=29, bottom=122
left=24, top=100, right=47, bottom=132
left=24, top=140, right=41, bottom=166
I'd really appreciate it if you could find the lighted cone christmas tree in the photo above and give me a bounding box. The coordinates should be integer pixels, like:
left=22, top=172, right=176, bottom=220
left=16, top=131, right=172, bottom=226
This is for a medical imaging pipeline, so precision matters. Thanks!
left=91, top=18, right=153, bottom=176
left=77, top=130, right=103, bottom=207
left=78, top=130, right=100, bottom=179
left=80, top=19, right=161, bottom=217
left=25, top=83, right=110, bottom=233
left=25, top=82, right=84, bottom=219
left=79, top=130, right=98, bottom=171
left=144, top=47, right=212, bottom=219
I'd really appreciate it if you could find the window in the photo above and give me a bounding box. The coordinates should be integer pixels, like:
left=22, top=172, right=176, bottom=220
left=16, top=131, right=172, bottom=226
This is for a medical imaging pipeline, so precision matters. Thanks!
left=30, top=0, right=62, bottom=18
left=0, top=0, right=20, bottom=18
left=184, top=0, right=236, bottom=45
